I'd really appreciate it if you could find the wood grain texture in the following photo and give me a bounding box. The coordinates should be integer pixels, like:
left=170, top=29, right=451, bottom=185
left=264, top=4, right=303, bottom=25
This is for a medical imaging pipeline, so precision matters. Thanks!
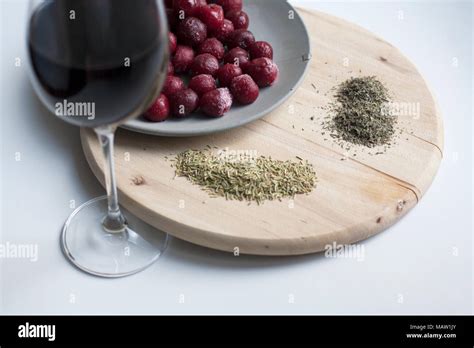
left=81, top=9, right=443, bottom=255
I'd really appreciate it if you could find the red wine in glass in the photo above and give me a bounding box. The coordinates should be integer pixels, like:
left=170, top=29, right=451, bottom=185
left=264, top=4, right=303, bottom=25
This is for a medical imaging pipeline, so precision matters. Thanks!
left=27, top=0, right=170, bottom=277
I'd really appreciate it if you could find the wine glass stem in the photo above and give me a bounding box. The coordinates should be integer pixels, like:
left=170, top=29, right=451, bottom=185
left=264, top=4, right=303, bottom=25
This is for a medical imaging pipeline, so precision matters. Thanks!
left=95, top=126, right=127, bottom=233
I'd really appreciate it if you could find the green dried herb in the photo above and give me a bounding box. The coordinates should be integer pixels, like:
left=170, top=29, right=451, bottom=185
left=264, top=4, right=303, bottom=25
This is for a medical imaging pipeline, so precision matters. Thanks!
left=325, top=76, right=396, bottom=148
left=172, top=150, right=317, bottom=204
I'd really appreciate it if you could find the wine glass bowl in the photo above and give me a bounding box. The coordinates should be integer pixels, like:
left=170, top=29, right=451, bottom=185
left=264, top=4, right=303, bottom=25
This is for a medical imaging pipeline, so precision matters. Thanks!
left=27, top=0, right=169, bottom=128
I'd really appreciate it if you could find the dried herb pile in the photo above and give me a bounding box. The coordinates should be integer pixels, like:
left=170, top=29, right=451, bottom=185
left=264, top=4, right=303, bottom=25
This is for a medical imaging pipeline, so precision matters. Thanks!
left=325, top=76, right=396, bottom=148
left=172, top=150, right=317, bottom=204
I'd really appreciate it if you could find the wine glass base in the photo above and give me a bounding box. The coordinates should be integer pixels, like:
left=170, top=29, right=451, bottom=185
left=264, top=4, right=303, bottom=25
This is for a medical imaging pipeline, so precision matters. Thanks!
left=61, top=196, right=169, bottom=278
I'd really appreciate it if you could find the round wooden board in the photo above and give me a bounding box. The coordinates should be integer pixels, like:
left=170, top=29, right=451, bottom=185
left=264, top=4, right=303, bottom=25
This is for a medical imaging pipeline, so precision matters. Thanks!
left=81, top=9, right=443, bottom=256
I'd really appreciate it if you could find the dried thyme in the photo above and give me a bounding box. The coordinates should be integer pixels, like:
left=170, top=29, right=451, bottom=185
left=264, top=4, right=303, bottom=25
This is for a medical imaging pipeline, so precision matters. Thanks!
left=324, top=76, right=397, bottom=148
left=172, top=150, right=317, bottom=204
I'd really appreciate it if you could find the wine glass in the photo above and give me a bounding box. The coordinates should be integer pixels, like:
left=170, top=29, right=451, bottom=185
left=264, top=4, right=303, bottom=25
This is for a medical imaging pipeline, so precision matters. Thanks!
left=26, top=0, right=170, bottom=277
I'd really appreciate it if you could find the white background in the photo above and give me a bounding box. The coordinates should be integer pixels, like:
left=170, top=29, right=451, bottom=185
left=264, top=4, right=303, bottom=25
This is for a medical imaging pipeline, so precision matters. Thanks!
left=0, top=0, right=472, bottom=314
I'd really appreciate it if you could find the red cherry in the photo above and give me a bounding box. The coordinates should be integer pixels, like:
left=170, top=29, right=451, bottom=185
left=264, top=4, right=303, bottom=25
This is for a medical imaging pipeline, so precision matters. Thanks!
left=226, top=10, right=249, bottom=30
left=171, top=89, right=199, bottom=117
left=177, top=17, right=208, bottom=47
left=200, top=88, right=233, bottom=117
left=162, top=75, right=185, bottom=98
left=189, top=74, right=217, bottom=97
left=217, top=64, right=242, bottom=87
left=249, top=41, right=273, bottom=60
left=198, top=38, right=225, bottom=60
left=198, top=4, right=225, bottom=32
left=230, top=74, right=259, bottom=104
left=224, top=47, right=249, bottom=68
left=227, top=29, right=255, bottom=50
left=212, top=19, right=234, bottom=43
left=172, top=45, right=195, bottom=73
left=145, top=94, right=170, bottom=122
left=245, top=58, right=279, bottom=87
left=190, top=53, right=220, bottom=77
left=215, top=0, right=242, bottom=14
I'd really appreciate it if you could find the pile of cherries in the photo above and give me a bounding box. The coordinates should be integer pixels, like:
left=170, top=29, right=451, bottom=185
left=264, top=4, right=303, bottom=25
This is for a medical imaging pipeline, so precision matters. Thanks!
left=145, top=0, right=279, bottom=122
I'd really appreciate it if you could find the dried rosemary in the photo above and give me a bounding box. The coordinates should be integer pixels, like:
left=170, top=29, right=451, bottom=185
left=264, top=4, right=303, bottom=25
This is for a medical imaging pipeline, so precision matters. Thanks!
left=325, top=76, right=396, bottom=148
left=172, top=149, right=317, bottom=204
